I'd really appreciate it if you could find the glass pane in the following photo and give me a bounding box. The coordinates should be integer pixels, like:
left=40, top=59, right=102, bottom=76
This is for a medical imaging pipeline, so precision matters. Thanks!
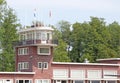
left=75, top=81, right=83, bottom=83
left=38, top=62, right=42, bottom=68
left=92, top=81, right=100, bottom=83
left=37, top=80, right=42, bottom=83
left=19, top=80, right=23, bottom=83
left=40, top=48, right=49, bottom=53
left=25, top=80, right=29, bottom=83
left=61, top=81, right=66, bottom=83
left=44, top=62, right=48, bottom=68
left=108, top=81, right=116, bottom=83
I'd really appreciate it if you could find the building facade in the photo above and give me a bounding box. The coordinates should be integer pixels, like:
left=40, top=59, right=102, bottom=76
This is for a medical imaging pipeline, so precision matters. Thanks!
left=0, top=25, right=120, bottom=83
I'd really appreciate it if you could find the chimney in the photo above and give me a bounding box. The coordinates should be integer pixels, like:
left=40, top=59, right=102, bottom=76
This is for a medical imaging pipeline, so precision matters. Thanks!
left=84, top=58, right=89, bottom=63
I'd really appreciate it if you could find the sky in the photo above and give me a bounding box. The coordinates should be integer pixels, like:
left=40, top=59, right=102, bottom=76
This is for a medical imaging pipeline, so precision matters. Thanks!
left=6, top=0, right=120, bottom=26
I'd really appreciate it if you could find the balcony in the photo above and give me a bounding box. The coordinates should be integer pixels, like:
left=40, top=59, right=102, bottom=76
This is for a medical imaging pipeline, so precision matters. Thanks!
left=15, top=39, right=58, bottom=46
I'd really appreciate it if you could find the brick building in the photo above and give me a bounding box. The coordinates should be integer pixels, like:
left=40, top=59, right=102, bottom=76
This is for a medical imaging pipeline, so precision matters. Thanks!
left=0, top=25, right=120, bottom=83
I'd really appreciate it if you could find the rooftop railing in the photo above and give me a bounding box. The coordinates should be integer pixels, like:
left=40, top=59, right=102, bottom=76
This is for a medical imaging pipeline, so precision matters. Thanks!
left=15, top=39, right=58, bottom=46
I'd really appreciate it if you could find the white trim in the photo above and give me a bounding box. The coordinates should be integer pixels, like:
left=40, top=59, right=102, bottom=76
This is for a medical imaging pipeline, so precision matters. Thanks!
left=52, top=62, right=119, bottom=66
left=97, top=58, right=120, bottom=61
left=18, top=27, right=54, bottom=33
left=15, top=44, right=57, bottom=48
left=52, top=78, right=120, bottom=81
left=86, top=78, right=119, bottom=80
left=0, top=72, right=35, bottom=74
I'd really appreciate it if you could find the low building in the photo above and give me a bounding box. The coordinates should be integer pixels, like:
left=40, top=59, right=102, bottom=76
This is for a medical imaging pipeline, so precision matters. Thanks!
left=0, top=25, right=120, bottom=83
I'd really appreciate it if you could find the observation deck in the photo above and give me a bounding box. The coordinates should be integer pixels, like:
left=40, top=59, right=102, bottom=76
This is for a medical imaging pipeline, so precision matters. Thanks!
left=15, top=26, right=58, bottom=47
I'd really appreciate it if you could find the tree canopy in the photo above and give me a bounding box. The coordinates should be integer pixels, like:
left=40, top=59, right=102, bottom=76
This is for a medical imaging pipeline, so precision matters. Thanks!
left=0, top=0, right=19, bottom=71
left=54, top=17, right=120, bottom=62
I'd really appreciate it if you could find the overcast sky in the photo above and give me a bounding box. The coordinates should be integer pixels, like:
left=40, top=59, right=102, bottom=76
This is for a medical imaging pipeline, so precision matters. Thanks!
left=6, top=0, right=120, bottom=26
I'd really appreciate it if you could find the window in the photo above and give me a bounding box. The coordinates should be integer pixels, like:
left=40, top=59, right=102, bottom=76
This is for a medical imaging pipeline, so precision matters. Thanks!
left=103, top=70, right=117, bottom=79
left=37, top=47, right=50, bottom=55
left=16, top=80, right=32, bottom=83
left=38, top=62, right=48, bottom=69
left=87, top=70, right=101, bottom=79
left=27, top=32, right=33, bottom=40
left=41, top=32, right=47, bottom=40
left=20, top=34, right=26, bottom=41
left=18, top=48, right=29, bottom=55
left=74, top=81, right=84, bottom=83
left=0, top=79, right=13, bottom=83
left=0, top=80, right=3, bottom=83
left=106, top=81, right=116, bottom=83
left=88, top=81, right=100, bottom=83
left=47, top=32, right=52, bottom=40
left=35, top=79, right=50, bottom=83
left=36, top=31, right=41, bottom=39
left=18, top=62, right=29, bottom=70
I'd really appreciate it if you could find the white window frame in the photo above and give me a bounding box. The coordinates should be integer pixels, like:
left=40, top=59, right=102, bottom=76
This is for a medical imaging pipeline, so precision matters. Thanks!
left=53, top=69, right=68, bottom=78
left=18, top=62, right=29, bottom=70
left=38, top=62, right=48, bottom=69
left=37, top=47, right=50, bottom=55
left=71, top=70, right=85, bottom=79
left=87, top=70, right=101, bottom=79
left=35, top=79, right=50, bottom=83
left=18, top=48, right=29, bottom=55
left=36, top=31, right=42, bottom=40
left=16, top=79, right=32, bottom=83
left=0, top=79, right=13, bottom=83
left=27, top=31, right=34, bottom=40
left=103, top=70, right=117, bottom=79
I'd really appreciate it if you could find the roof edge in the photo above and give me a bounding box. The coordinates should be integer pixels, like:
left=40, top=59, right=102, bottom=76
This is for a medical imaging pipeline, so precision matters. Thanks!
left=0, top=72, right=35, bottom=74
left=52, top=62, right=119, bottom=66
left=97, top=58, right=120, bottom=61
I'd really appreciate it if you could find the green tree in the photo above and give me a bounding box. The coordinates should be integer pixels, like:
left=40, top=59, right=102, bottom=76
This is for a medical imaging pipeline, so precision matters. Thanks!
left=88, top=17, right=115, bottom=60
left=53, top=27, right=71, bottom=62
left=56, top=20, right=72, bottom=59
left=70, top=17, right=118, bottom=62
left=108, top=22, right=120, bottom=57
left=0, top=0, right=19, bottom=71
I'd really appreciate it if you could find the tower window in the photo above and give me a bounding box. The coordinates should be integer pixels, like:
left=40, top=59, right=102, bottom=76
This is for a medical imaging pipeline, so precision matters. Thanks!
left=37, top=47, right=50, bottom=55
left=18, top=62, right=29, bottom=71
left=18, top=48, right=29, bottom=55
left=38, top=62, right=48, bottom=69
